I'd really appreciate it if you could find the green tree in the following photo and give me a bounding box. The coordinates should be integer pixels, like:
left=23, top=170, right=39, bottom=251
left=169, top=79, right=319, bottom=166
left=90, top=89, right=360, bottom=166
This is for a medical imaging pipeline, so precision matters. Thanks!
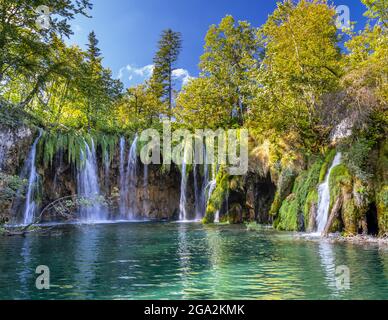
left=151, top=29, right=182, bottom=114
left=250, top=0, right=342, bottom=149
left=0, top=0, right=92, bottom=90
left=199, top=15, right=261, bottom=125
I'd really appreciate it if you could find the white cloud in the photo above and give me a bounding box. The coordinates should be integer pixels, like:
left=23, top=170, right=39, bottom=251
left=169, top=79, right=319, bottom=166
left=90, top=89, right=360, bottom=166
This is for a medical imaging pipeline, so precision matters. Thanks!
left=172, top=68, right=193, bottom=86
left=118, top=64, right=154, bottom=84
left=118, top=64, right=193, bottom=88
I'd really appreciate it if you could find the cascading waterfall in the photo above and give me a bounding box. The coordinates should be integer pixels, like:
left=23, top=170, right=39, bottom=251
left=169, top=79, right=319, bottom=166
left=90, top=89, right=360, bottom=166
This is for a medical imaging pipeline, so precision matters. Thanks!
left=316, top=152, right=342, bottom=234
left=124, top=135, right=138, bottom=219
left=118, top=137, right=126, bottom=217
left=21, top=130, right=43, bottom=225
left=179, top=142, right=190, bottom=221
left=77, top=139, right=107, bottom=222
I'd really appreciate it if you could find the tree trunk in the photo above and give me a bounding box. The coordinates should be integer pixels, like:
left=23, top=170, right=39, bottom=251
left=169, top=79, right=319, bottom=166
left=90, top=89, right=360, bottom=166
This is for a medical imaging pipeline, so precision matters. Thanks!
left=323, top=196, right=343, bottom=236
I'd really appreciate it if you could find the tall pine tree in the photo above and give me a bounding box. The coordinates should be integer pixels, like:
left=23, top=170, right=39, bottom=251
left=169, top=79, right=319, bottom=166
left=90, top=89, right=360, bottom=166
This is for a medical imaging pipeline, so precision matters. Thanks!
left=84, top=31, right=103, bottom=130
left=151, top=29, right=182, bottom=115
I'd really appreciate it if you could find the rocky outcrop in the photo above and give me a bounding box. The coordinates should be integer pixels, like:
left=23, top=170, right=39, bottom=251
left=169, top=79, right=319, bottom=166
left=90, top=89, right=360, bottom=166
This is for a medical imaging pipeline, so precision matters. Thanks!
left=0, top=124, right=34, bottom=174
left=0, top=124, right=35, bottom=223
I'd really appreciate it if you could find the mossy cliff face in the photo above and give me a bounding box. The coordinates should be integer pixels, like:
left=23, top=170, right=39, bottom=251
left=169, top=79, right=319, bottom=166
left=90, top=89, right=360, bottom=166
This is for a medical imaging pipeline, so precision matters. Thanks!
left=0, top=124, right=35, bottom=223
left=271, top=139, right=387, bottom=236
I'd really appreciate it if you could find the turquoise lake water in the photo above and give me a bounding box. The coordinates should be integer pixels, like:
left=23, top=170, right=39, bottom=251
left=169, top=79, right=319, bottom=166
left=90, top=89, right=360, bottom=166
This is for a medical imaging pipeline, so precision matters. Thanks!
left=0, top=222, right=387, bottom=300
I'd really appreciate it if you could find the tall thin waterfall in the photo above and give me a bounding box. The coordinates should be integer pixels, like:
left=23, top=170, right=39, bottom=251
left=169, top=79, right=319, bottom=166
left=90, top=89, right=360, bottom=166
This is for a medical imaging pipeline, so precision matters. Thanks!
left=77, top=139, right=107, bottom=222
left=118, top=137, right=126, bottom=217
left=22, top=130, right=43, bottom=225
left=206, top=164, right=219, bottom=223
left=125, top=135, right=138, bottom=219
left=316, top=152, right=342, bottom=234
left=206, top=164, right=217, bottom=201
left=143, top=164, right=149, bottom=217
left=104, top=151, right=110, bottom=191
left=179, top=142, right=190, bottom=221
left=193, top=164, right=200, bottom=218
left=200, top=158, right=210, bottom=216
left=195, top=147, right=209, bottom=220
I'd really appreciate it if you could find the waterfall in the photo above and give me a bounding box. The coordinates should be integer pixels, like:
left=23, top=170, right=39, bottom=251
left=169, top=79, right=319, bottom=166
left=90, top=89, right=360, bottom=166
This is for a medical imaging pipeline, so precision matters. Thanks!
left=214, top=211, right=220, bottom=223
left=179, top=143, right=190, bottom=221
left=143, top=163, right=150, bottom=217
left=124, top=135, right=138, bottom=219
left=193, top=163, right=209, bottom=220
left=206, top=164, right=218, bottom=201
left=118, top=137, right=126, bottom=217
left=201, top=164, right=209, bottom=211
left=21, top=130, right=43, bottom=225
left=193, top=164, right=200, bottom=219
left=104, top=151, right=110, bottom=192
left=77, top=138, right=107, bottom=222
left=316, top=152, right=342, bottom=234
left=207, top=180, right=217, bottom=203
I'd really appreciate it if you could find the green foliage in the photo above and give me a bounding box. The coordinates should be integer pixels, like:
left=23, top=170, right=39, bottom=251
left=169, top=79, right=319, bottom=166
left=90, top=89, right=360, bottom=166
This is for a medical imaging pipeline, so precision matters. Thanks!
left=319, top=149, right=337, bottom=182
left=39, top=130, right=119, bottom=169
left=342, top=137, right=377, bottom=181
left=250, top=0, right=341, bottom=150
left=0, top=173, right=27, bottom=202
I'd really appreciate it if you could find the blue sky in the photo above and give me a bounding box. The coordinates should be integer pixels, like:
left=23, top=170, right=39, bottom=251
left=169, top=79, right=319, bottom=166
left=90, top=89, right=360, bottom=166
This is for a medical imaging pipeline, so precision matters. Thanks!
left=67, top=0, right=368, bottom=88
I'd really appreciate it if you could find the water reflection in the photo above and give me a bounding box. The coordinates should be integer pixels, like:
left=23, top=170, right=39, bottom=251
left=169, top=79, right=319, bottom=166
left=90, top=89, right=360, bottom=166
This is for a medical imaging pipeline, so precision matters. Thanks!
left=0, top=223, right=387, bottom=300
left=318, top=241, right=339, bottom=297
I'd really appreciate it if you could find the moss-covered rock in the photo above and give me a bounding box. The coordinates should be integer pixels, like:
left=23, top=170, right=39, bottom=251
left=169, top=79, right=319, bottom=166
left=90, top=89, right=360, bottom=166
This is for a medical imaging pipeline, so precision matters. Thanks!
left=274, top=158, right=323, bottom=231
left=203, top=169, right=229, bottom=224
left=327, top=164, right=372, bottom=235
left=376, top=140, right=388, bottom=235
left=319, top=149, right=336, bottom=183
left=269, top=167, right=296, bottom=217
